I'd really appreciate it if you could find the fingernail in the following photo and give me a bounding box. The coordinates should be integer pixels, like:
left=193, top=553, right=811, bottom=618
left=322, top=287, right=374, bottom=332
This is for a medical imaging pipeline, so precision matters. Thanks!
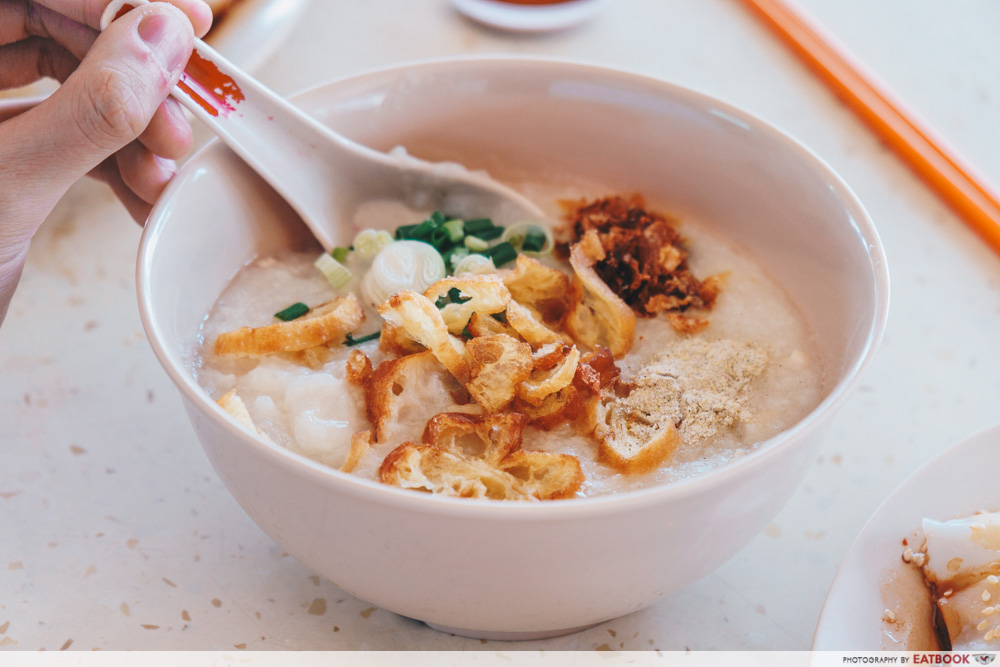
left=138, top=11, right=190, bottom=74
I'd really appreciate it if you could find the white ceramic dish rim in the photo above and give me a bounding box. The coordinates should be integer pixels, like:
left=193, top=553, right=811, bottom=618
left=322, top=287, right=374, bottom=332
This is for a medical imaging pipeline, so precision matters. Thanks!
left=449, top=0, right=611, bottom=33
left=138, top=54, right=890, bottom=520
left=811, top=421, right=1000, bottom=649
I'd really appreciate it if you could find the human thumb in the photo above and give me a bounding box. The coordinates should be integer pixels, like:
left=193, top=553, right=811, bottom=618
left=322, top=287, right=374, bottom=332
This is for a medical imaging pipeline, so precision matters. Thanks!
left=11, top=4, right=193, bottom=200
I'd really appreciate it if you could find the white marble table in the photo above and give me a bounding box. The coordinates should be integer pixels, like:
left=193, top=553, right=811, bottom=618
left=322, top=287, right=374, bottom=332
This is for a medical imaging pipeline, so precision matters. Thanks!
left=4, top=0, right=1000, bottom=652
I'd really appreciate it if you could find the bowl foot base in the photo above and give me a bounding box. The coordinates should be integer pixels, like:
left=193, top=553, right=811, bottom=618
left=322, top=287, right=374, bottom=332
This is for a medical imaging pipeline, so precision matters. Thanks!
left=424, top=621, right=601, bottom=640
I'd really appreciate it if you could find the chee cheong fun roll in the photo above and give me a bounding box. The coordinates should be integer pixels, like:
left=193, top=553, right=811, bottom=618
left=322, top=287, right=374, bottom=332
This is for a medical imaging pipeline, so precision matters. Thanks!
left=916, top=512, right=1000, bottom=650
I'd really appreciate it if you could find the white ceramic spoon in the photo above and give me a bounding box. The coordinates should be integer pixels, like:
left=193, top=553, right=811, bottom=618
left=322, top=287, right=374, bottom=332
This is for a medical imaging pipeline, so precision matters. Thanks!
left=100, top=0, right=544, bottom=251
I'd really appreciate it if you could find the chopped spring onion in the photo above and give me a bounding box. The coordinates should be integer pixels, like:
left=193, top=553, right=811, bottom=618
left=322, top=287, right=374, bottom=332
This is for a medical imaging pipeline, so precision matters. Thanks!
left=484, top=241, right=517, bottom=267
left=373, top=230, right=394, bottom=253
left=522, top=230, right=547, bottom=253
left=430, top=227, right=453, bottom=250
left=274, top=302, right=310, bottom=322
left=453, top=253, right=496, bottom=276
left=331, top=246, right=351, bottom=263
left=442, top=219, right=465, bottom=242
left=394, top=221, right=432, bottom=240
left=464, top=235, right=490, bottom=252
left=501, top=222, right=554, bottom=256
left=314, top=252, right=352, bottom=289
left=409, top=220, right=436, bottom=240
left=344, top=331, right=381, bottom=346
left=395, top=223, right=418, bottom=240
left=463, top=218, right=495, bottom=235
left=353, top=229, right=381, bottom=260
left=467, top=225, right=503, bottom=241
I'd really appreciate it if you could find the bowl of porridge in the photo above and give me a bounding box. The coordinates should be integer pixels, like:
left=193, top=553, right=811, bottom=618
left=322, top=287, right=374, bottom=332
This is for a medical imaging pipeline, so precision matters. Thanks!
left=137, top=57, right=888, bottom=639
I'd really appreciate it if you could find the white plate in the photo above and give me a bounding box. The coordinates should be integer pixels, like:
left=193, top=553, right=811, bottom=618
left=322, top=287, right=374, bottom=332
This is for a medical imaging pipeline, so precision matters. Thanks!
left=208, top=0, right=311, bottom=72
left=813, top=422, right=1000, bottom=650
left=450, top=0, right=610, bottom=33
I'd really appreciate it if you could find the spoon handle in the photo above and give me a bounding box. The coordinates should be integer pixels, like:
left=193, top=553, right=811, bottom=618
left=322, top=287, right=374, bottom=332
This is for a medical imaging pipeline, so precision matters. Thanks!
left=102, top=0, right=546, bottom=249
left=100, top=0, right=369, bottom=250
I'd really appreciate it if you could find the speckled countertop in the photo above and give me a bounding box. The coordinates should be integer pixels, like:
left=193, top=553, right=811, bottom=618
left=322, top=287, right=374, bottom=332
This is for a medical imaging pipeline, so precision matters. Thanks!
left=4, top=0, right=1000, bottom=652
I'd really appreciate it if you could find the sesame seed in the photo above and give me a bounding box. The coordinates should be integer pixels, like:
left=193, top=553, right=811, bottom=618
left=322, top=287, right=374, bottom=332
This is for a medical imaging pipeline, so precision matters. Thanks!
left=883, top=609, right=896, bottom=623
left=902, top=549, right=913, bottom=563
left=913, top=553, right=927, bottom=566
left=979, top=620, right=990, bottom=632
left=982, top=606, right=996, bottom=616
left=944, top=589, right=954, bottom=597
left=985, top=590, right=993, bottom=602
left=989, top=575, right=999, bottom=586
left=986, top=629, right=994, bottom=643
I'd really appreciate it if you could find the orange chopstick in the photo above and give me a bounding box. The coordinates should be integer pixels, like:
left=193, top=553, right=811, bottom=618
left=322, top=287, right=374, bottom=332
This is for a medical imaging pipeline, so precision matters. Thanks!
left=737, top=0, right=1000, bottom=257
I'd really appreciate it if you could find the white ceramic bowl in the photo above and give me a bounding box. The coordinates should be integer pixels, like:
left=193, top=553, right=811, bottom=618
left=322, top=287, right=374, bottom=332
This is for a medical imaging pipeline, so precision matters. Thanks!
left=138, top=57, right=889, bottom=640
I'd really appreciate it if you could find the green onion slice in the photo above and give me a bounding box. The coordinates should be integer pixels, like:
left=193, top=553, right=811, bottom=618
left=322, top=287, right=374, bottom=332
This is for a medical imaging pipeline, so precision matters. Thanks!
left=442, top=219, right=465, bottom=242
left=353, top=229, right=381, bottom=260
left=467, top=226, right=503, bottom=241
left=314, top=252, right=352, bottom=289
left=501, top=222, right=554, bottom=256
left=463, top=218, right=495, bottom=235
left=331, top=246, right=350, bottom=263
left=409, top=220, right=435, bottom=240
left=373, top=230, right=394, bottom=252
left=484, top=241, right=517, bottom=267
left=430, top=227, right=453, bottom=250
left=344, top=331, right=381, bottom=346
left=274, top=302, right=310, bottom=322
left=522, top=230, right=547, bottom=253
left=395, top=223, right=418, bottom=240
left=464, top=235, right=490, bottom=252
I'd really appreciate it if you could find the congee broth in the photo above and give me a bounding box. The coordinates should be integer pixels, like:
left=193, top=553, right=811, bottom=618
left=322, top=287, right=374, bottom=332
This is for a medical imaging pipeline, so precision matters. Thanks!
left=192, top=183, right=825, bottom=499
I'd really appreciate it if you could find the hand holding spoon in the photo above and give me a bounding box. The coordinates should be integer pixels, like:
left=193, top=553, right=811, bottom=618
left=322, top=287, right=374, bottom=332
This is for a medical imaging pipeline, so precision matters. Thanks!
left=101, top=0, right=545, bottom=251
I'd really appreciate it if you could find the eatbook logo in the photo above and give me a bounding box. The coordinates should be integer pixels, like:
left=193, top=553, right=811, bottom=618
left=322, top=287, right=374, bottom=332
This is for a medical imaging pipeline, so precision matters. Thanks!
left=973, top=656, right=996, bottom=666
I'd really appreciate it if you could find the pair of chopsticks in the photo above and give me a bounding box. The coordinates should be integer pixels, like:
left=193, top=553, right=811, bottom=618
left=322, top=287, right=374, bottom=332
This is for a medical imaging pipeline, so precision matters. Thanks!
left=736, top=0, right=1000, bottom=258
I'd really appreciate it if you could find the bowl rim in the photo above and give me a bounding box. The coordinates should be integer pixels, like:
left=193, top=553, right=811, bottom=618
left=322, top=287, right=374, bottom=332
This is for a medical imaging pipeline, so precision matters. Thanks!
left=138, top=54, right=890, bottom=520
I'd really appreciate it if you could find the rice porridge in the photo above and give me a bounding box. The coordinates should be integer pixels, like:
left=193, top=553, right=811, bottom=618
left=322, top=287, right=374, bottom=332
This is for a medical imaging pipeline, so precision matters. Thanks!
left=191, top=183, right=826, bottom=498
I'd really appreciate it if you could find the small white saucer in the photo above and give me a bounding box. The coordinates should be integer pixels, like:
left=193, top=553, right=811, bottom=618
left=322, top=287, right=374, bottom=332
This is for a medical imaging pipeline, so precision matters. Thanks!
left=450, top=0, right=611, bottom=33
